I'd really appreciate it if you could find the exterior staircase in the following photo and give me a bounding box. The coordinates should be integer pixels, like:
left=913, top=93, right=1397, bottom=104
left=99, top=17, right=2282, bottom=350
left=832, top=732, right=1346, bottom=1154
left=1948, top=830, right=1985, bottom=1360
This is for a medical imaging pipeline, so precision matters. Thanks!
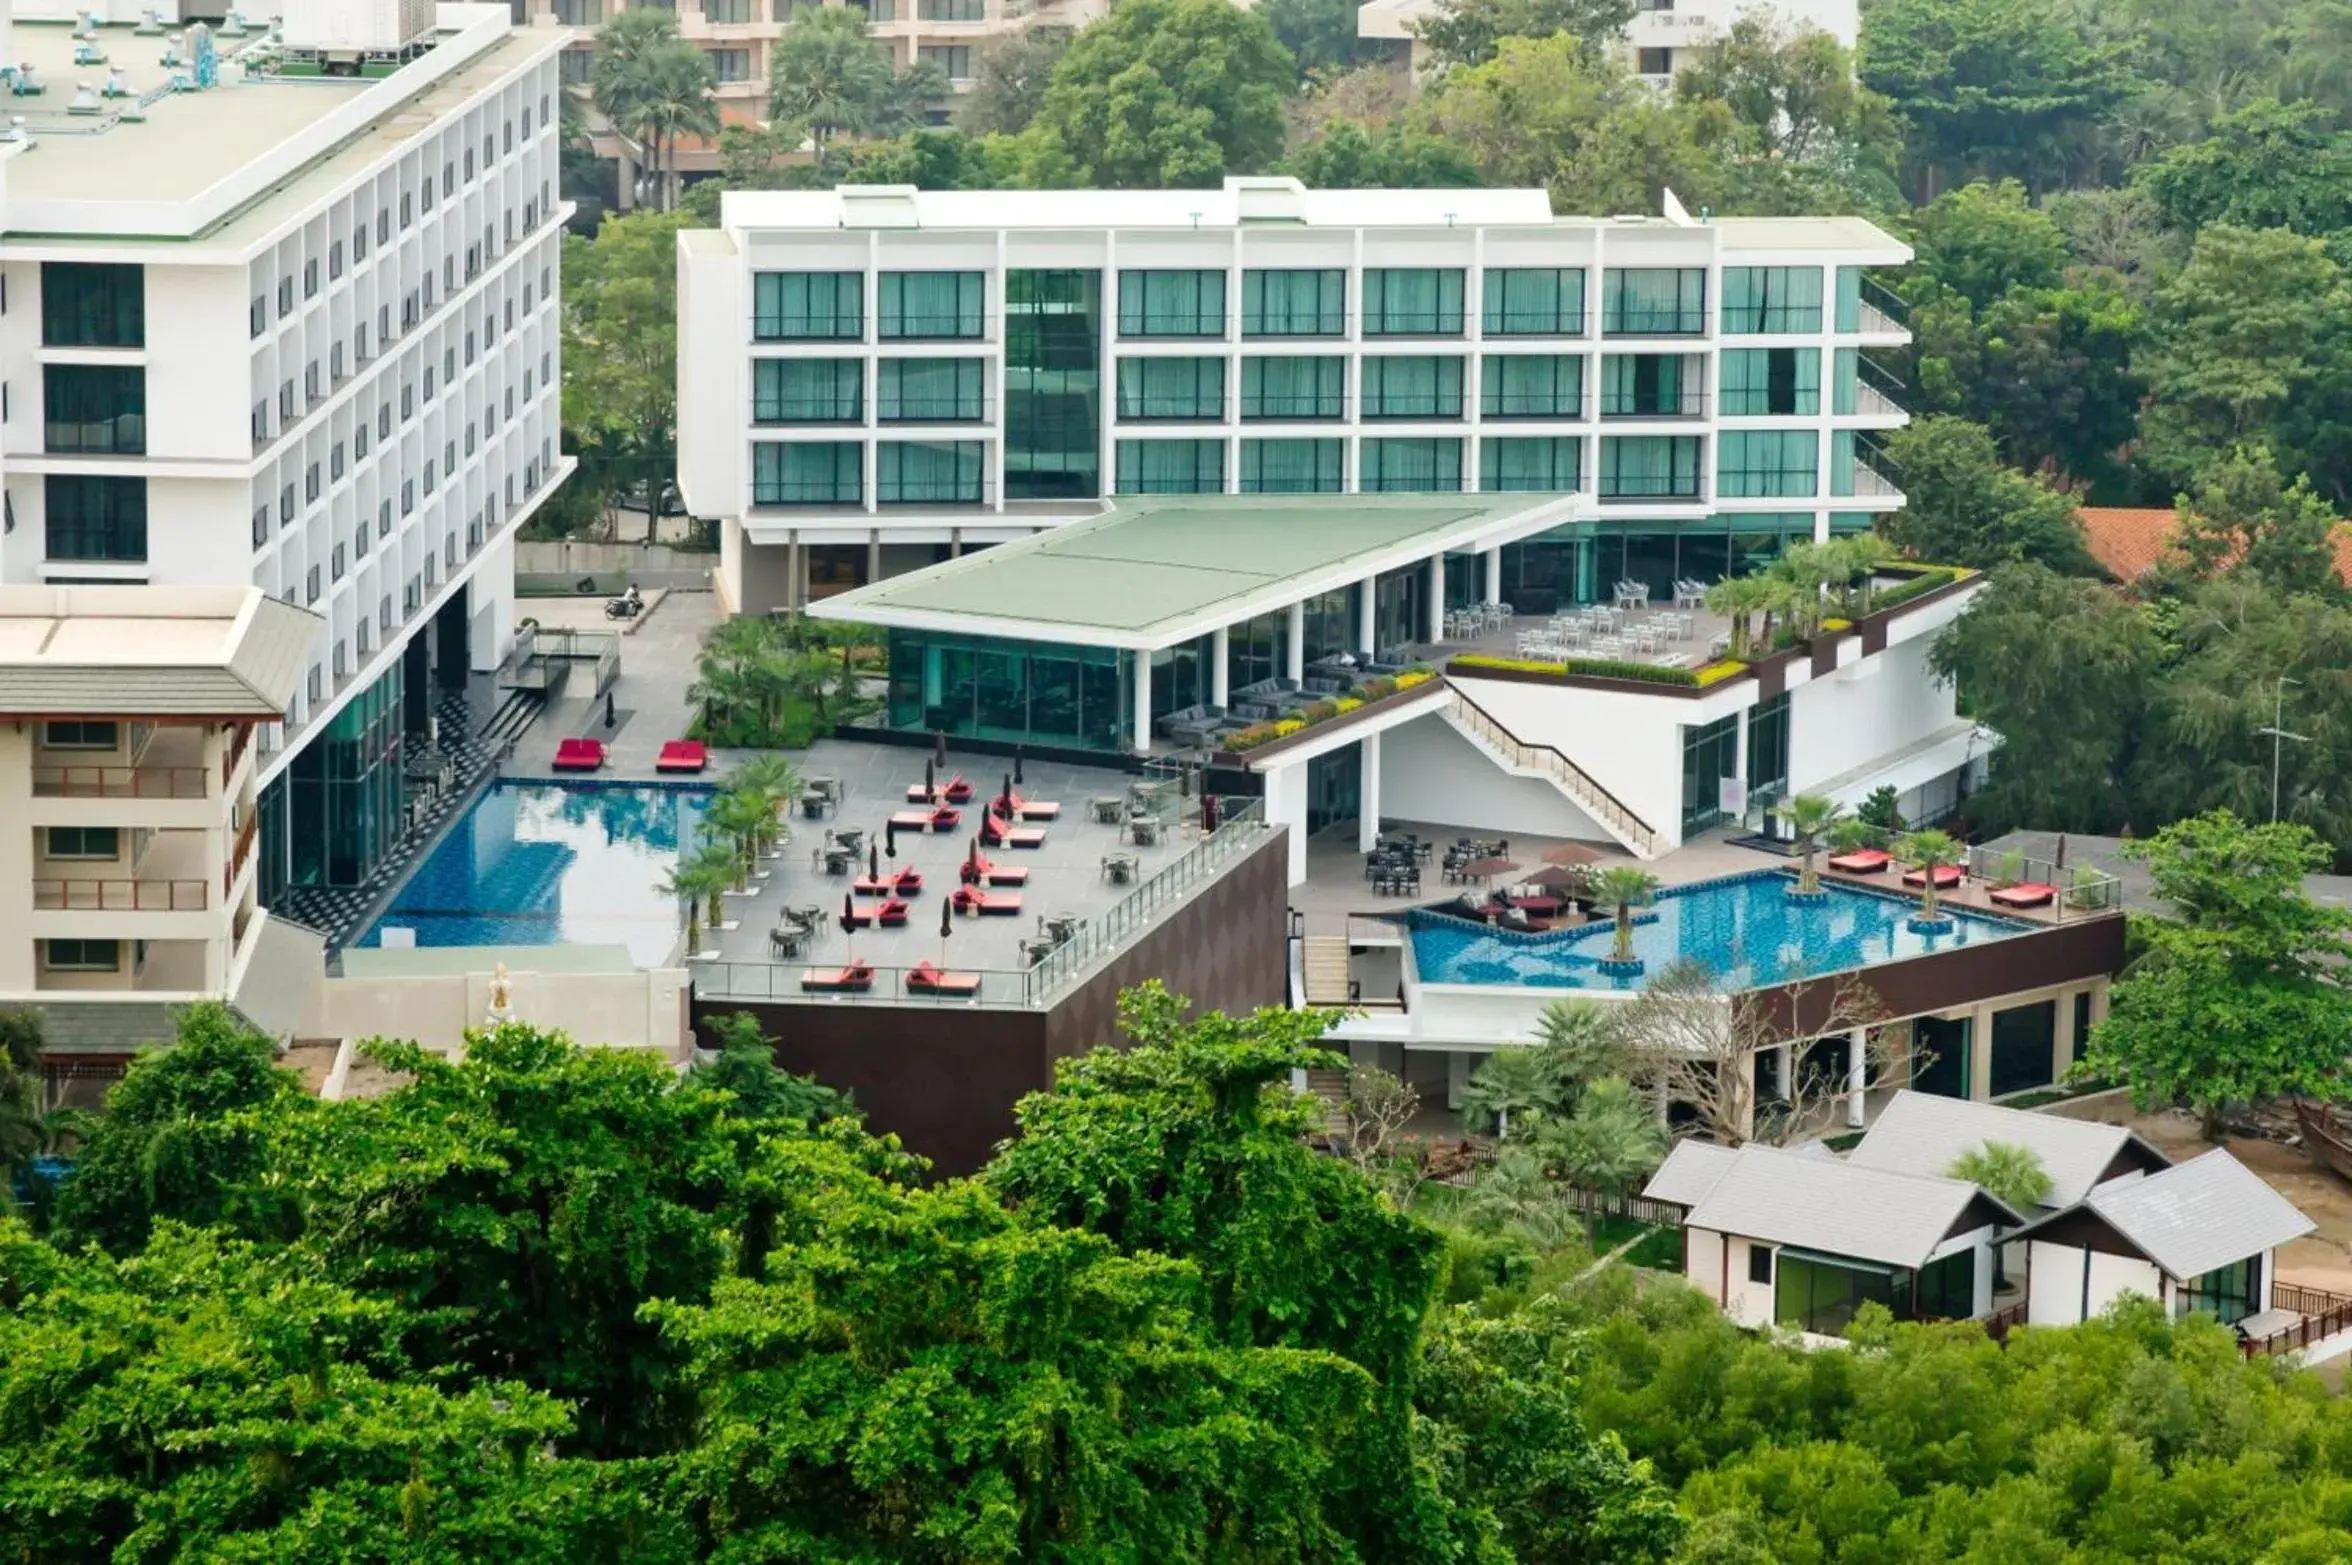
left=1438, top=683, right=1661, bottom=859
left=1301, top=935, right=1355, bottom=1007
left=1300, top=1066, right=1350, bottom=1133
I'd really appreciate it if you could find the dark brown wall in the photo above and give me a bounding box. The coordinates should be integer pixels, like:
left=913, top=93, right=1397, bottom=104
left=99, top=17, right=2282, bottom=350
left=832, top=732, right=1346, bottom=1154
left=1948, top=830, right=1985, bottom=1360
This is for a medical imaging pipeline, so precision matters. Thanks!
left=1753, top=913, right=2128, bottom=1035
left=693, top=828, right=1291, bottom=1176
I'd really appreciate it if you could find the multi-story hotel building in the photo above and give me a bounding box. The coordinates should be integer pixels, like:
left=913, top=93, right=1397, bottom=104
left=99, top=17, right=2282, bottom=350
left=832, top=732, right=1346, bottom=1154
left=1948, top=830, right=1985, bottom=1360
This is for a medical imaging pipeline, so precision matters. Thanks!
left=676, top=178, right=1910, bottom=616
left=1356, top=0, right=1860, bottom=83
left=0, top=584, right=313, bottom=1013
left=0, top=1, right=572, bottom=910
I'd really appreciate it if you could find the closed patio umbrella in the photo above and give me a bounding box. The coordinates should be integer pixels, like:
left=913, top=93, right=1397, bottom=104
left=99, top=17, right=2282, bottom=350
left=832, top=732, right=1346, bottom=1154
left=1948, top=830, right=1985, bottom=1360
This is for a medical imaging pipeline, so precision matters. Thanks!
left=1014, top=747, right=1025, bottom=787
left=939, top=894, right=954, bottom=964
left=839, top=892, right=857, bottom=963
left=934, top=730, right=948, bottom=767
left=924, top=757, right=936, bottom=796
left=869, top=843, right=880, bottom=881
left=886, top=819, right=898, bottom=860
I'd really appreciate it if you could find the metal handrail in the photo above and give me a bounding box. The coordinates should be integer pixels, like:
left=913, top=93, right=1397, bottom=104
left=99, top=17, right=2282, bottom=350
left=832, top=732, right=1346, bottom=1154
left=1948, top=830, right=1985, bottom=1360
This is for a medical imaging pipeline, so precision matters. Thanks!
left=33, top=765, right=211, bottom=799
left=1440, top=685, right=1659, bottom=855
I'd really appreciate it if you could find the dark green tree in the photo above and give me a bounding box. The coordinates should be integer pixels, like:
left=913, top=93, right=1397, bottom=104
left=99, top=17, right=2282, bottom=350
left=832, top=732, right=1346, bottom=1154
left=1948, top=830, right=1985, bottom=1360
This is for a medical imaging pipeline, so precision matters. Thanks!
left=1906, top=179, right=2068, bottom=313
left=1285, top=117, right=1481, bottom=187
left=1410, top=0, right=1635, bottom=74
left=1879, top=415, right=2097, bottom=572
left=2134, top=97, right=2352, bottom=237
left=2167, top=445, right=2347, bottom=599
left=952, top=25, right=1071, bottom=137
left=1029, top=0, right=1295, bottom=187
left=1258, top=0, right=1379, bottom=78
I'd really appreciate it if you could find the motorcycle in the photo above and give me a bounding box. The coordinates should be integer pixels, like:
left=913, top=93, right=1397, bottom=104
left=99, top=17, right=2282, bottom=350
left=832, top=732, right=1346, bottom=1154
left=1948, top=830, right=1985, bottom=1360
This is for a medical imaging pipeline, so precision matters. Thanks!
left=603, top=588, right=645, bottom=621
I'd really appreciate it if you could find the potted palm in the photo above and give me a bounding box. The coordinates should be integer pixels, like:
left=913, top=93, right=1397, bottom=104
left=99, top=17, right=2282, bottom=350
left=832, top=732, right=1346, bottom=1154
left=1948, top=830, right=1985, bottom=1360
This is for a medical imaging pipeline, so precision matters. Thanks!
left=661, top=845, right=734, bottom=959
left=1591, top=866, right=1659, bottom=975
left=1894, top=828, right=1964, bottom=932
left=1772, top=792, right=1845, bottom=900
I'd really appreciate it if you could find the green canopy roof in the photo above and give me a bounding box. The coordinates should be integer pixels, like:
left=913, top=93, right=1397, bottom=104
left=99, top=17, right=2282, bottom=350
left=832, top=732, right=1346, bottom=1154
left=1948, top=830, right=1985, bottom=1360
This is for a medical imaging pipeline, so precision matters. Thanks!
left=806, top=492, right=1578, bottom=649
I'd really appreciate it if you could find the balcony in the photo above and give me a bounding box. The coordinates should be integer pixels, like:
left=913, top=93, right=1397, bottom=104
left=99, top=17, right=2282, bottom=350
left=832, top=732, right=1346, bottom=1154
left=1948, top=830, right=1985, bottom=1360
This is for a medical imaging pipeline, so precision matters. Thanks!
left=33, top=763, right=210, bottom=799
left=33, top=877, right=209, bottom=912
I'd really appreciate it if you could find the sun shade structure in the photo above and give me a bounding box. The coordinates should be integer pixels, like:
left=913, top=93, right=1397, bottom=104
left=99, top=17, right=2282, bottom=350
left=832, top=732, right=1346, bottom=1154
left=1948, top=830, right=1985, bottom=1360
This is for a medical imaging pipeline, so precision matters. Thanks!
left=1846, top=1089, right=2172, bottom=1209
left=804, top=492, right=1578, bottom=650
left=0, top=585, right=320, bottom=718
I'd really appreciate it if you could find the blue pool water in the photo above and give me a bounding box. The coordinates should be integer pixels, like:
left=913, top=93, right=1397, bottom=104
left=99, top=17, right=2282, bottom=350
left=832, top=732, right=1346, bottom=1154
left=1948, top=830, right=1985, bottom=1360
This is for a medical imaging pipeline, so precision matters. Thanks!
left=1408, top=869, right=2030, bottom=992
left=360, top=781, right=710, bottom=967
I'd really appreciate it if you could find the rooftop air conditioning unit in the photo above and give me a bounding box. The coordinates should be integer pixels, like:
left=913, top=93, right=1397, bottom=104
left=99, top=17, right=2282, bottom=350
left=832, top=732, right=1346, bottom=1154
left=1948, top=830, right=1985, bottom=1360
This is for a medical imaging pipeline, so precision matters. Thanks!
left=282, top=0, right=435, bottom=54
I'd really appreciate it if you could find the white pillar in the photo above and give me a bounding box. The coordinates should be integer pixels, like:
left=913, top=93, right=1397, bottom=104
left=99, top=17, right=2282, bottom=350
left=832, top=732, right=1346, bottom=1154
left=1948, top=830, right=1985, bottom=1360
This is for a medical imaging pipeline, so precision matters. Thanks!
left=1425, top=556, right=1445, bottom=643
left=1772, top=1041, right=1790, bottom=1099
left=1210, top=625, right=1230, bottom=707
left=1285, top=601, right=1306, bottom=683
left=1483, top=546, right=1502, bottom=606
left=1131, top=649, right=1153, bottom=756
left=1447, top=1049, right=1471, bottom=1111
left=1357, top=577, right=1377, bottom=658
left=1847, top=1025, right=1868, bottom=1129
left=1358, top=730, right=1383, bottom=852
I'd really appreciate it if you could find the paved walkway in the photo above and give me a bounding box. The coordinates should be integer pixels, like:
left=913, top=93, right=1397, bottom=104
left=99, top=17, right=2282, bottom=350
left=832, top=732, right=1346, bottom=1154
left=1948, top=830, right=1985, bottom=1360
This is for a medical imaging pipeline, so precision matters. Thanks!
left=509, top=589, right=713, bottom=779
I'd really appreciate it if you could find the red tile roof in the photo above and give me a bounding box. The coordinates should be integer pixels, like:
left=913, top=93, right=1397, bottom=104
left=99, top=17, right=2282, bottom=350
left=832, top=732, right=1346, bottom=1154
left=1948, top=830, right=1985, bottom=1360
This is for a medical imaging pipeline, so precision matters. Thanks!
left=2078, top=506, right=2352, bottom=585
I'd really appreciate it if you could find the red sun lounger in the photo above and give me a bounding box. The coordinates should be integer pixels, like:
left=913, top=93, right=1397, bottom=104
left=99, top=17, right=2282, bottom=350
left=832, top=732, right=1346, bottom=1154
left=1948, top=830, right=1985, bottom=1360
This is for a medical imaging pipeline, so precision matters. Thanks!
left=951, top=885, right=1023, bottom=917
left=906, top=775, right=974, bottom=804
left=959, top=849, right=1029, bottom=887
left=552, top=738, right=605, bottom=772
left=1902, top=863, right=1964, bottom=889
left=982, top=809, right=1046, bottom=849
left=655, top=740, right=707, bottom=774
left=907, top=960, right=982, bottom=996
left=800, top=963, right=875, bottom=993
left=1989, top=881, right=2057, bottom=908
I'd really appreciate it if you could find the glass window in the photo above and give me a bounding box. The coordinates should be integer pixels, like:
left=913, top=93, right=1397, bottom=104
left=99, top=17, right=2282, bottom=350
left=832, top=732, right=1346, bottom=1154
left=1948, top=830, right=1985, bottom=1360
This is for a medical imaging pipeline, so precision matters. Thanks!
left=1115, top=357, right=1224, bottom=421
left=1484, top=267, right=1585, bottom=336
left=1989, top=1000, right=2056, bottom=1098
left=916, top=43, right=972, bottom=77
left=1363, top=268, right=1465, bottom=335
left=1915, top=1250, right=1975, bottom=1322
left=1600, top=355, right=1695, bottom=417
left=43, top=721, right=119, bottom=749
left=704, top=0, right=751, bottom=19
left=878, top=441, right=985, bottom=504
left=1748, top=1244, right=1774, bottom=1285
left=1361, top=356, right=1464, bottom=419
left=2072, top=992, right=2093, bottom=1067
left=1115, top=439, right=1224, bottom=494
left=2179, top=1256, right=2261, bottom=1326
left=1722, top=266, right=1824, bottom=333
left=1481, top=436, right=1580, bottom=492
left=1118, top=270, right=1226, bottom=337
left=753, top=358, right=863, bottom=423
left=879, top=271, right=984, bottom=339
left=1360, top=437, right=1461, bottom=492
left=43, top=939, right=121, bottom=971
left=1746, top=691, right=1790, bottom=798
left=1241, top=269, right=1344, bottom=336
left=918, top=0, right=983, bottom=15
left=1240, top=356, right=1344, bottom=420
left=1004, top=269, right=1102, bottom=500
left=1833, top=348, right=1858, bottom=415
left=44, top=475, right=148, bottom=561
left=1836, top=266, right=1862, bottom=333
left=753, top=272, right=862, bottom=340
left=1720, top=347, right=1820, bottom=416
left=42, top=262, right=144, bottom=347
left=1774, top=1251, right=1900, bottom=1337
left=752, top=442, right=862, bottom=505
left=1681, top=710, right=1739, bottom=831
left=46, top=825, right=120, bottom=859
left=44, top=364, right=146, bottom=454
left=1718, top=430, right=1818, bottom=498
left=1481, top=355, right=1581, bottom=419
left=879, top=358, right=985, bottom=422
left=1241, top=437, right=1343, bottom=493
left=1602, top=268, right=1706, bottom=335
left=1599, top=436, right=1702, bottom=499
left=706, top=47, right=750, bottom=80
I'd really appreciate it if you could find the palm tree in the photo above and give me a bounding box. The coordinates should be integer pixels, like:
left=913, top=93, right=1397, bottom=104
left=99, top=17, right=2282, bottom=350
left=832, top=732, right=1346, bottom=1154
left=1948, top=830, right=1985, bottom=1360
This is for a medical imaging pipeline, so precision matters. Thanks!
left=1894, top=828, right=1965, bottom=923
left=1462, top=1047, right=1560, bottom=1140
left=1772, top=792, right=1847, bottom=895
left=732, top=755, right=802, bottom=852
left=1704, top=575, right=1775, bottom=659
left=629, top=45, right=720, bottom=212
left=1946, top=1139, right=2054, bottom=1212
left=1543, top=1076, right=1667, bottom=1246
left=1592, top=867, right=1660, bottom=966
left=703, top=790, right=772, bottom=891
left=1532, top=998, right=1615, bottom=1098
left=1840, top=532, right=1900, bottom=616
left=768, top=4, right=895, bottom=145
left=1462, top=1144, right=1582, bottom=1251
left=661, top=846, right=735, bottom=958
left=690, top=654, right=757, bottom=743
left=590, top=10, right=717, bottom=210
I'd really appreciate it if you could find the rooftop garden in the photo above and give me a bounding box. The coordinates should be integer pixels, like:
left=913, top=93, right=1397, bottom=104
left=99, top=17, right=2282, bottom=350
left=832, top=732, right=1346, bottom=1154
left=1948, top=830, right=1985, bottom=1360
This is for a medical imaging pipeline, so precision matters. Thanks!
left=1222, top=667, right=1439, bottom=753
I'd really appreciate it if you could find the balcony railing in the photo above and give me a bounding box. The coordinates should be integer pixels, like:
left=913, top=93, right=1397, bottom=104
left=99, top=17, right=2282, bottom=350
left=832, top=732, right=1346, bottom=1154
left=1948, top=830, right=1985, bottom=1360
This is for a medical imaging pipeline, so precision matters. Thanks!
left=33, top=877, right=209, bottom=912
left=1599, top=390, right=1708, bottom=419
left=34, top=765, right=210, bottom=799
left=227, top=812, right=258, bottom=897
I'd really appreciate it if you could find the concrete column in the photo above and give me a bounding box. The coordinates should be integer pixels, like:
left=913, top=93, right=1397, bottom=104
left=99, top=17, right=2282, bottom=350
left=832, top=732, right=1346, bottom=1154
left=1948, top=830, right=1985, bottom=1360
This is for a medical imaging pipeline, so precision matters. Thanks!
left=1131, top=649, right=1153, bottom=756
left=1357, top=577, right=1377, bottom=658
left=865, top=530, right=882, bottom=585
left=1483, top=545, right=1502, bottom=605
left=1969, top=1005, right=1996, bottom=1101
left=1847, top=1025, right=1868, bottom=1129
left=1447, top=1049, right=1471, bottom=1111
left=949, top=529, right=964, bottom=559
left=785, top=536, right=804, bottom=612
left=1772, top=1041, right=1790, bottom=1100
left=1425, top=556, right=1445, bottom=643
left=2053, top=989, right=2077, bottom=1085
left=1358, top=730, right=1383, bottom=852
left=1210, top=625, right=1230, bottom=707
left=1285, top=602, right=1306, bottom=683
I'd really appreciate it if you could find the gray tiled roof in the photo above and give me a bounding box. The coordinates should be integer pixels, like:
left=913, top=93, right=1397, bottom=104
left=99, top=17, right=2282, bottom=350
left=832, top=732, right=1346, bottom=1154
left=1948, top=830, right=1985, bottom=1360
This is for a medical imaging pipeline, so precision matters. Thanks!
left=1678, top=1143, right=2022, bottom=1270
left=1643, top=1139, right=1740, bottom=1208
left=1847, top=1089, right=2169, bottom=1208
left=0, top=586, right=318, bottom=716
left=2079, top=1149, right=2315, bottom=1281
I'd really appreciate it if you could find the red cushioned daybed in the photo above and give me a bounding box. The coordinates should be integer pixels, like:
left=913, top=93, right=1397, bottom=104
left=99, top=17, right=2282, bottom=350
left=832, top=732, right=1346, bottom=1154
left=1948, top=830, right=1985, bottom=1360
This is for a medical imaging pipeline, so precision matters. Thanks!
left=1989, top=881, right=2058, bottom=908
left=655, top=739, right=707, bottom=774
left=907, top=959, right=982, bottom=996
left=801, top=963, right=875, bottom=993
left=1827, top=848, right=1891, bottom=873
left=552, top=738, right=605, bottom=772
left=1902, top=863, right=1964, bottom=889
left=952, top=885, right=1023, bottom=916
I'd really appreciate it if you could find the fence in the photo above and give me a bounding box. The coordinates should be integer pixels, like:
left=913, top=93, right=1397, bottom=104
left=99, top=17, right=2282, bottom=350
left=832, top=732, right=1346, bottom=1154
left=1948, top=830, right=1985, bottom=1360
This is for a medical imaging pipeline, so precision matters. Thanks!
left=694, top=800, right=1271, bottom=1010
left=2241, top=1283, right=2352, bottom=1359
left=1562, top=1184, right=1685, bottom=1227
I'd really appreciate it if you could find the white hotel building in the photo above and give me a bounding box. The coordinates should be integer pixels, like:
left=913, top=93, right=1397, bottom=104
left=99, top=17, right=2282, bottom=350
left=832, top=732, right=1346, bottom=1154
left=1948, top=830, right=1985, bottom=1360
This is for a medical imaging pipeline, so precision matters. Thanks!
left=676, top=178, right=1910, bottom=617
left=0, top=0, right=570, bottom=917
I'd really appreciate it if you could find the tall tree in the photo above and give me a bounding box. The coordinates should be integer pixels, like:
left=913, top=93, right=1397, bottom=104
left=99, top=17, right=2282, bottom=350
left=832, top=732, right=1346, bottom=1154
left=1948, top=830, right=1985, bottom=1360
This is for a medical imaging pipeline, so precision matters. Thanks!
left=1906, top=180, right=2069, bottom=313
left=589, top=8, right=717, bottom=211
left=2133, top=97, right=2352, bottom=237
left=2168, top=444, right=2347, bottom=599
left=952, top=24, right=1071, bottom=136
left=1675, top=18, right=1897, bottom=171
left=1410, top=0, right=1635, bottom=75
left=1857, top=0, right=2136, bottom=200
left=1029, top=0, right=1296, bottom=187
left=1879, top=415, right=2097, bottom=572
left=0, top=1010, right=40, bottom=1189
left=561, top=207, right=689, bottom=537
left=768, top=2, right=898, bottom=144
left=1258, top=0, right=1379, bottom=79
left=1929, top=562, right=2159, bottom=834
left=2138, top=223, right=2352, bottom=502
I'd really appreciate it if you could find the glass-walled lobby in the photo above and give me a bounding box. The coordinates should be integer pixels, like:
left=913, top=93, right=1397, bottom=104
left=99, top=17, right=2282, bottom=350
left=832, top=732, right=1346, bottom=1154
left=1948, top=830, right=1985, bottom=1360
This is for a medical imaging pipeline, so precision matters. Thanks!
left=1495, top=512, right=1882, bottom=615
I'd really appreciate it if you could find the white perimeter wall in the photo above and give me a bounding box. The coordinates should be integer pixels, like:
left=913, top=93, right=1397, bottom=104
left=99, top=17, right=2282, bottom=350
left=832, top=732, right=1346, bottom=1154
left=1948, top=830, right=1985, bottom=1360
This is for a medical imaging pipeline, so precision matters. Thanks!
left=1379, top=712, right=1608, bottom=842
left=675, top=236, right=743, bottom=525
left=304, top=965, right=692, bottom=1058
left=2027, top=1241, right=2166, bottom=1326
left=1787, top=635, right=1959, bottom=795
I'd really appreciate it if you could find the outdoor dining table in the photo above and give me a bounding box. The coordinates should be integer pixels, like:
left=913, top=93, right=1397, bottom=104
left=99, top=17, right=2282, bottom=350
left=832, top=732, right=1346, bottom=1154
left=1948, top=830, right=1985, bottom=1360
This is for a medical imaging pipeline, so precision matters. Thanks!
left=1091, top=794, right=1126, bottom=824
left=1102, top=850, right=1139, bottom=884
left=1128, top=816, right=1164, bottom=846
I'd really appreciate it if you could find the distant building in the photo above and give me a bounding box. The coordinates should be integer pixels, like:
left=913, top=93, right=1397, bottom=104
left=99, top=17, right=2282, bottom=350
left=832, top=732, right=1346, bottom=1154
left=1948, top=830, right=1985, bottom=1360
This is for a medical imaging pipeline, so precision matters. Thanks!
left=1355, top=0, right=1860, bottom=83
left=2077, top=505, right=2352, bottom=588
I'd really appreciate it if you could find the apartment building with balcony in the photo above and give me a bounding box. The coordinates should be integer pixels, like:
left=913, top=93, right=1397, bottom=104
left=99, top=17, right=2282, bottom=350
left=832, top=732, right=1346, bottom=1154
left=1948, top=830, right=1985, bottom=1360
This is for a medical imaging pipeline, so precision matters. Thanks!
left=0, top=3, right=572, bottom=911
left=0, top=585, right=315, bottom=1019
left=676, top=178, right=1910, bottom=616
left=1356, top=0, right=1858, bottom=83
left=543, top=0, right=1106, bottom=185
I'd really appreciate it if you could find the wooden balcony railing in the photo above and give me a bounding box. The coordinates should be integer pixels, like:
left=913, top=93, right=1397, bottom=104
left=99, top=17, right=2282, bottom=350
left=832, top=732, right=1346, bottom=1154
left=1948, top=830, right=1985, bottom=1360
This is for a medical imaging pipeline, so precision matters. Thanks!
left=33, top=765, right=210, bottom=800
left=33, top=878, right=209, bottom=912
left=2241, top=1283, right=2352, bottom=1358
left=226, top=813, right=259, bottom=897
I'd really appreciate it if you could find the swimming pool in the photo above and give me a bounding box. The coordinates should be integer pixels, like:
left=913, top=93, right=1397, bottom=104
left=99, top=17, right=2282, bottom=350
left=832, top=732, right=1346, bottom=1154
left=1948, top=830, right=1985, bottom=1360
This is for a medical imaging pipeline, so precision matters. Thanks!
left=1408, top=869, right=2031, bottom=992
left=359, top=781, right=710, bottom=967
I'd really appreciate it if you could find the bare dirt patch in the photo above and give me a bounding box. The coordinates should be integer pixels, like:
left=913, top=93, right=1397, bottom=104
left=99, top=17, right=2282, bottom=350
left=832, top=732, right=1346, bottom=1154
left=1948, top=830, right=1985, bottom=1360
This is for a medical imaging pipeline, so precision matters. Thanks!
left=2126, top=1109, right=2352, bottom=1293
